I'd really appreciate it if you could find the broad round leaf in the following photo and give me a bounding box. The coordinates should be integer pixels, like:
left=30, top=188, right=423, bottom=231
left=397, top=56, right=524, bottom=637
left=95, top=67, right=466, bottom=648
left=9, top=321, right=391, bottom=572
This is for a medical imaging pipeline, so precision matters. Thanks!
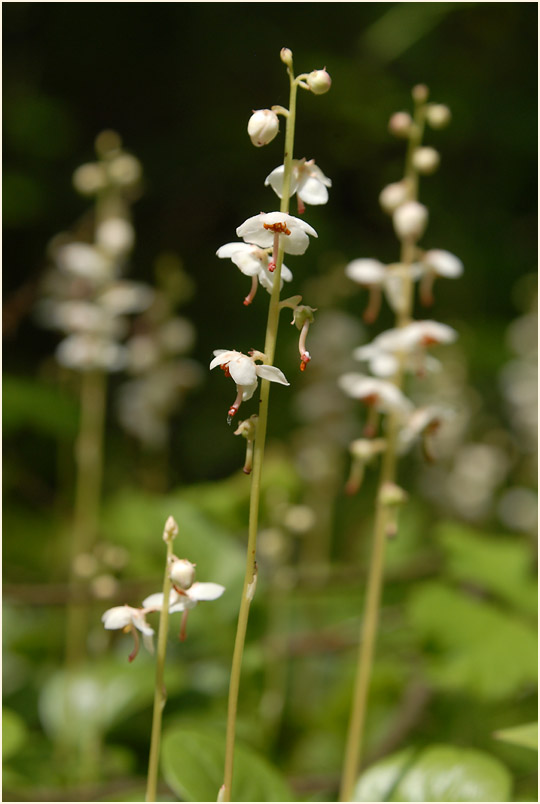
left=354, top=744, right=512, bottom=802
left=161, top=725, right=294, bottom=802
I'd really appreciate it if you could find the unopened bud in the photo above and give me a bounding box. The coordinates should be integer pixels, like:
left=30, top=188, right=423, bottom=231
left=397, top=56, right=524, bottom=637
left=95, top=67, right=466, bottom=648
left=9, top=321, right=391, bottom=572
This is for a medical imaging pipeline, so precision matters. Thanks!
left=412, top=146, right=440, bottom=175
left=412, top=84, right=429, bottom=104
left=306, top=69, right=332, bottom=95
left=73, top=162, right=107, bottom=195
left=280, top=48, right=293, bottom=67
left=393, top=201, right=428, bottom=242
left=389, top=111, right=413, bottom=138
left=379, top=180, right=410, bottom=214
left=163, top=515, right=179, bottom=542
left=234, top=414, right=258, bottom=442
left=291, top=304, right=316, bottom=330
left=426, top=103, right=451, bottom=129
left=169, top=557, right=196, bottom=590
left=247, top=109, right=280, bottom=147
left=379, top=481, right=408, bottom=507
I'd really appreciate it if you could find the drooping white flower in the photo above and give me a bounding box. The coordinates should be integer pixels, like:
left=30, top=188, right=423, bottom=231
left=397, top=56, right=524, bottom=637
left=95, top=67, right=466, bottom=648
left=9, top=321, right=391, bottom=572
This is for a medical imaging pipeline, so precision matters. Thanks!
left=101, top=604, right=155, bottom=661
left=55, top=242, right=112, bottom=284
left=210, top=349, right=289, bottom=421
left=339, top=373, right=413, bottom=416
left=393, top=201, right=428, bottom=242
left=143, top=580, right=225, bottom=642
left=305, top=69, right=332, bottom=95
left=353, top=320, right=457, bottom=377
left=236, top=212, right=317, bottom=257
left=397, top=405, right=454, bottom=458
left=216, top=242, right=292, bottom=305
left=345, top=258, right=422, bottom=322
left=56, top=333, right=127, bottom=372
left=265, top=159, right=332, bottom=212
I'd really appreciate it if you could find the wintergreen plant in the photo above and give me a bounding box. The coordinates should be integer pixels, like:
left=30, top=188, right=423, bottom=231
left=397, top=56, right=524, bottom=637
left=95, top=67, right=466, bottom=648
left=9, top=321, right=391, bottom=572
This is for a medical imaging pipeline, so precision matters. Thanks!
left=337, top=85, right=461, bottom=801
left=211, top=48, right=332, bottom=802
left=36, top=130, right=154, bottom=666
left=101, top=515, right=225, bottom=801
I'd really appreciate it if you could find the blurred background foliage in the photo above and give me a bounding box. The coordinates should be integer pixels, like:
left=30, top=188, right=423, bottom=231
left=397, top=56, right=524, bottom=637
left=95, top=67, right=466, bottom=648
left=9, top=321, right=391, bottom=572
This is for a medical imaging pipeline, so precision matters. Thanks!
left=3, top=2, right=537, bottom=802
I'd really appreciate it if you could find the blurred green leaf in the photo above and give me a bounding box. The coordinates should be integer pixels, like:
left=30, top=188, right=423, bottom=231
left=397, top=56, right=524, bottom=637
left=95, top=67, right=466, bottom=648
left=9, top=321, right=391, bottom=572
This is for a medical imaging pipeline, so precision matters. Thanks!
left=3, top=375, right=78, bottom=438
left=38, top=657, right=184, bottom=747
left=2, top=707, right=28, bottom=761
left=436, top=522, right=537, bottom=615
left=5, top=95, right=77, bottom=159
left=161, top=725, right=295, bottom=802
left=407, top=582, right=537, bottom=700
left=494, top=722, right=538, bottom=751
left=354, top=743, right=512, bottom=802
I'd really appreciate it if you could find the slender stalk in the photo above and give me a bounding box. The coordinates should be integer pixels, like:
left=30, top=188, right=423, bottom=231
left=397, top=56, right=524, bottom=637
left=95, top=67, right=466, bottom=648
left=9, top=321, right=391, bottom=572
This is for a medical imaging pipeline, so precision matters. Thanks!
left=65, top=368, right=107, bottom=667
left=222, top=64, right=299, bottom=802
left=339, top=94, right=427, bottom=802
left=146, top=537, right=174, bottom=802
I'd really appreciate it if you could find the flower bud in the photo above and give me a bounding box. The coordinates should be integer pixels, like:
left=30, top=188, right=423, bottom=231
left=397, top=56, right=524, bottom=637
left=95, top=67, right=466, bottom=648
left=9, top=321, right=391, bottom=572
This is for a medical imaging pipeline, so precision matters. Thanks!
left=412, top=146, right=440, bottom=175
left=379, top=481, right=408, bottom=507
left=393, top=201, right=428, bottom=242
left=412, top=84, right=429, bottom=104
left=426, top=103, right=451, bottom=129
left=73, top=162, right=107, bottom=195
left=163, top=515, right=178, bottom=542
left=306, top=69, right=332, bottom=95
left=169, top=557, right=196, bottom=589
left=379, top=180, right=410, bottom=214
left=388, top=111, right=413, bottom=138
left=280, top=48, right=293, bottom=67
left=247, top=109, right=280, bottom=147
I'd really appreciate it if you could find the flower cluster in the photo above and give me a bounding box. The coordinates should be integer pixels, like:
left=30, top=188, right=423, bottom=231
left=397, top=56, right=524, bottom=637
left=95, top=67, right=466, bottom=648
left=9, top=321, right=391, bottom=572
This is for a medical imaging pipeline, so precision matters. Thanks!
left=340, top=85, right=462, bottom=495
left=213, top=50, right=332, bottom=433
left=36, top=131, right=154, bottom=373
left=102, top=516, right=224, bottom=660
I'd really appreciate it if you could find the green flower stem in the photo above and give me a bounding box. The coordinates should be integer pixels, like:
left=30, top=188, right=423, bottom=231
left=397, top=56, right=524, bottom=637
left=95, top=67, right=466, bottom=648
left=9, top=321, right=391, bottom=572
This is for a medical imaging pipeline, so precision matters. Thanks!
left=222, top=64, right=299, bottom=803
left=339, top=95, right=427, bottom=802
left=146, top=536, right=174, bottom=802
left=65, top=368, right=107, bottom=667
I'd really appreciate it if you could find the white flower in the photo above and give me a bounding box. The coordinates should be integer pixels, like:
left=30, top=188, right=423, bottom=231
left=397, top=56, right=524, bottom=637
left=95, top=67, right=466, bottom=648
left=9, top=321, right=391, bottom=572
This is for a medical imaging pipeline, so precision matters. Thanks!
left=398, top=405, right=454, bottom=457
left=379, top=181, right=410, bottom=214
left=393, top=201, right=428, bottom=242
left=169, top=557, right=196, bottom=590
left=101, top=604, right=155, bottom=661
left=216, top=242, right=292, bottom=304
left=306, top=69, right=332, bottom=95
left=353, top=320, right=457, bottom=377
left=345, top=259, right=422, bottom=322
left=421, top=249, right=463, bottom=278
left=210, top=349, right=289, bottom=420
left=55, top=242, right=112, bottom=283
left=95, top=218, right=135, bottom=257
left=97, top=281, right=154, bottom=315
left=339, top=373, right=413, bottom=416
left=412, top=146, right=440, bottom=175
left=247, top=109, right=280, bottom=147
left=236, top=212, right=317, bottom=256
left=143, top=583, right=225, bottom=614
left=345, top=259, right=386, bottom=286
left=265, top=159, right=332, bottom=209
left=56, top=333, right=127, bottom=372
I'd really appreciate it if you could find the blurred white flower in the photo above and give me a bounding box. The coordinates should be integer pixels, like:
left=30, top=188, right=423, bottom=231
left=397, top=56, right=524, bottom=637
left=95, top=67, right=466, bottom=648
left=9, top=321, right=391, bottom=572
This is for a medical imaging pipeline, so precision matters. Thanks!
left=56, top=333, right=127, bottom=372
left=339, top=373, right=413, bottom=416
left=96, top=218, right=135, bottom=257
left=55, top=243, right=112, bottom=283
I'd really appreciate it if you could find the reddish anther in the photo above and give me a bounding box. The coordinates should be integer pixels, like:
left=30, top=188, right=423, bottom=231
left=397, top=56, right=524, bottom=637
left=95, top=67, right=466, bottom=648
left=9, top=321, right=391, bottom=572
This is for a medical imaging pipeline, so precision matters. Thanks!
left=263, top=221, right=291, bottom=235
left=220, top=364, right=231, bottom=377
left=268, top=261, right=276, bottom=272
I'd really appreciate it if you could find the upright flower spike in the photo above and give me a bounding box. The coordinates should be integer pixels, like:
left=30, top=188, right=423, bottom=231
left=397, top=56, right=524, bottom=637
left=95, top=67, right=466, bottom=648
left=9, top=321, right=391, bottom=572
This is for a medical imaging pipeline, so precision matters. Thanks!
left=210, top=349, right=289, bottom=422
left=236, top=211, right=317, bottom=271
left=216, top=242, right=293, bottom=305
left=265, top=159, right=332, bottom=214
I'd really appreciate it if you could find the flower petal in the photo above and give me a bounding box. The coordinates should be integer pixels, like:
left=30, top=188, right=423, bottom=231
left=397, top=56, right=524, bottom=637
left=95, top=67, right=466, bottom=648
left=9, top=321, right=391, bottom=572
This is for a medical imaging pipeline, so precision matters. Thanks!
left=188, top=582, right=226, bottom=601
left=255, top=364, right=290, bottom=385
left=102, top=605, right=132, bottom=630
left=209, top=349, right=237, bottom=370
left=228, top=354, right=258, bottom=386
left=298, top=176, right=329, bottom=205
left=216, top=242, right=254, bottom=259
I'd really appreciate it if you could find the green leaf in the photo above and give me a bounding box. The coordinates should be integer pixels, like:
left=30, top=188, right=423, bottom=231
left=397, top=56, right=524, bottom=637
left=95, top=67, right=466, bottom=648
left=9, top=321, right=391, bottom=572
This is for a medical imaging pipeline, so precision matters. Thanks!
left=436, top=522, right=537, bottom=615
left=494, top=722, right=538, bottom=751
left=2, top=707, right=28, bottom=761
left=354, top=744, right=512, bottom=802
left=161, top=725, right=295, bottom=802
left=407, top=581, right=537, bottom=700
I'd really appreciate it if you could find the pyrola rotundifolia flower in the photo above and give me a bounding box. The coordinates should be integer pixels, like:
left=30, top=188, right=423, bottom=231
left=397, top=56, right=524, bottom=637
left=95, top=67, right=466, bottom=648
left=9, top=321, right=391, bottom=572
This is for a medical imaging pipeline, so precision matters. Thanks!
left=210, top=349, right=289, bottom=421
left=265, top=159, right=332, bottom=212
left=143, top=579, right=225, bottom=641
left=418, top=249, right=463, bottom=306
left=237, top=212, right=317, bottom=257
left=247, top=109, right=280, bottom=147
left=339, top=373, right=413, bottom=417
left=101, top=604, right=155, bottom=662
left=216, top=242, right=292, bottom=305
